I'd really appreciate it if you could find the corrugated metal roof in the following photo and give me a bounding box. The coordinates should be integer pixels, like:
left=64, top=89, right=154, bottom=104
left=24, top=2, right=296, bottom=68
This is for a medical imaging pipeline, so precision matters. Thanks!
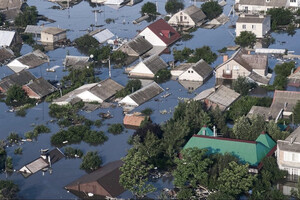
left=207, top=85, right=240, bottom=108
left=0, top=30, right=15, bottom=46
left=91, top=29, right=114, bottom=43
left=26, top=77, right=57, bottom=98
left=25, top=25, right=44, bottom=34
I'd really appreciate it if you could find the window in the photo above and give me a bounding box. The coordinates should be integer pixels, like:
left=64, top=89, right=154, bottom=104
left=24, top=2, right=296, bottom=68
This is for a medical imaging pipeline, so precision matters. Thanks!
left=191, top=70, right=193, bottom=73
left=184, top=16, right=187, bottom=20
left=242, top=24, right=246, bottom=29
left=233, top=66, right=239, bottom=70
left=290, top=0, right=296, bottom=2
left=252, top=25, right=256, bottom=30
left=284, top=152, right=300, bottom=162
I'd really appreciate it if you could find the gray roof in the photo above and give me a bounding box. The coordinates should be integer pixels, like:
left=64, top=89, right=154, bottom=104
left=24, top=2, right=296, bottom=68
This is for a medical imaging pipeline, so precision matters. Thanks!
left=248, top=71, right=270, bottom=85
left=0, top=70, right=36, bottom=92
left=13, top=50, right=49, bottom=68
left=25, top=77, right=57, bottom=98
left=65, top=160, right=125, bottom=198
left=278, top=126, right=300, bottom=153
left=25, top=25, right=44, bottom=35
left=41, top=27, right=66, bottom=35
left=207, top=85, right=240, bottom=108
left=216, top=48, right=268, bottom=72
left=89, top=28, right=114, bottom=43
left=269, top=90, right=300, bottom=119
left=191, top=59, right=213, bottom=79
left=236, top=15, right=269, bottom=24
left=64, top=55, right=90, bottom=69
left=173, top=63, right=194, bottom=71
left=0, top=30, right=15, bottom=46
left=126, top=82, right=164, bottom=106
left=125, top=36, right=153, bottom=56
left=239, top=0, right=287, bottom=7
left=288, top=67, right=300, bottom=86
left=247, top=106, right=271, bottom=120
left=89, top=78, right=124, bottom=101
left=194, top=88, right=215, bottom=101
left=0, top=0, right=23, bottom=10
left=0, top=47, right=14, bottom=63
left=0, top=7, right=22, bottom=21
left=143, top=55, right=168, bottom=74
left=183, top=5, right=206, bottom=23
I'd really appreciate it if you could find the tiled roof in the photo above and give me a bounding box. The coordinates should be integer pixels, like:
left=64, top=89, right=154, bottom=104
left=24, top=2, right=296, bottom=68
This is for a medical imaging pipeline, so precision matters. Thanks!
left=125, top=36, right=153, bottom=56
left=25, top=77, right=57, bottom=98
left=0, top=70, right=36, bottom=92
left=143, top=54, right=168, bottom=74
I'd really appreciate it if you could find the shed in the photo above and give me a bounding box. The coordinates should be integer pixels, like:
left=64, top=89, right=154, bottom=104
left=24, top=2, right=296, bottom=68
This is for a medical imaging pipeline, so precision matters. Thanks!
left=0, top=70, right=36, bottom=93
left=0, top=30, right=16, bottom=47
left=41, top=27, right=67, bottom=43
left=22, top=77, right=57, bottom=99
left=129, top=54, right=168, bottom=78
left=89, top=29, right=114, bottom=44
left=119, top=82, right=164, bottom=107
left=24, top=25, right=44, bottom=35
left=65, top=160, right=125, bottom=198
left=7, top=50, right=49, bottom=72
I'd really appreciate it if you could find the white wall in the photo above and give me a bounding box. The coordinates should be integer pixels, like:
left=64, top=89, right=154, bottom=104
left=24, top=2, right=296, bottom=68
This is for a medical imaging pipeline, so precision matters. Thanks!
left=178, top=67, right=203, bottom=81
left=236, top=22, right=264, bottom=38
left=119, top=96, right=138, bottom=106
left=139, top=28, right=166, bottom=46
left=77, top=91, right=103, bottom=103
left=130, top=62, right=154, bottom=76
left=168, top=12, right=195, bottom=26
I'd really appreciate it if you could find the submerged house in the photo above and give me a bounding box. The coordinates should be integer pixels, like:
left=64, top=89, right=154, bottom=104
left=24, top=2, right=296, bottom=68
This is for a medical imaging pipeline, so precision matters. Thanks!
left=236, top=14, right=271, bottom=38
left=194, top=85, right=240, bottom=111
left=22, top=78, right=57, bottom=99
left=0, top=70, right=36, bottom=93
left=7, top=50, right=49, bottom=73
left=0, top=0, right=24, bottom=22
left=65, top=160, right=125, bottom=199
left=215, top=48, right=269, bottom=85
left=119, top=36, right=153, bottom=57
left=119, top=82, right=164, bottom=107
left=129, top=54, right=168, bottom=78
left=138, top=18, right=181, bottom=47
left=288, top=66, right=300, bottom=87
left=41, top=27, right=67, bottom=44
left=123, top=113, right=149, bottom=129
left=63, top=55, right=91, bottom=69
left=0, top=47, right=14, bottom=65
left=19, top=148, right=64, bottom=178
left=168, top=5, right=206, bottom=27
left=0, top=30, right=16, bottom=47
left=89, top=29, right=114, bottom=44
left=53, top=78, right=124, bottom=105
left=184, top=126, right=276, bottom=172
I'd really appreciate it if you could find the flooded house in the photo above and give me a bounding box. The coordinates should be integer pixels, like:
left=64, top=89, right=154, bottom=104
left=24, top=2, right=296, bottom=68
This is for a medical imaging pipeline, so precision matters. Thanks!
left=138, top=18, right=181, bottom=47
left=215, top=48, right=270, bottom=85
left=171, top=59, right=213, bottom=82
left=63, top=55, right=91, bottom=69
left=129, top=54, right=168, bottom=78
left=19, top=148, right=64, bottom=178
left=236, top=14, right=271, bottom=38
left=119, top=82, right=164, bottom=108
left=119, top=36, right=153, bottom=57
left=88, top=29, right=114, bottom=44
left=204, top=13, right=229, bottom=29
left=7, top=50, right=50, bottom=73
left=184, top=126, right=277, bottom=173
left=168, top=5, right=206, bottom=27
left=123, top=113, right=149, bottom=129
left=24, top=25, right=44, bottom=36
left=0, top=47, right=14, bottom=65
left=0, top=70, right=36, bottom=93
left=41, top=27, right=67, bottom=44
left=65, top=160, right=125, bottom=199
left=53, top=78, right=124, bottom=105
left=22, top=78, right=57, bottom=99
left=0, top=30, right=16, bottom=47
left=194, top=85, right=241, bottom=111
left=288, top=66, right=300, bottom=87
left=0, top=0, right=24, bottom=22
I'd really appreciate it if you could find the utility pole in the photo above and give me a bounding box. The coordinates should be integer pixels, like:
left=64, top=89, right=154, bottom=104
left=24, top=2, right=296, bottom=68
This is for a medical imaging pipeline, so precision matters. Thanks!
left=108, top=57, right=111, bottom=78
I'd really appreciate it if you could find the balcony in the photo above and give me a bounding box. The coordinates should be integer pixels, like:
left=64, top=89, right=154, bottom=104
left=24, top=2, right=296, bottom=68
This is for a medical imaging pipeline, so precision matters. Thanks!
left=222, top=70, right=232, bottom=79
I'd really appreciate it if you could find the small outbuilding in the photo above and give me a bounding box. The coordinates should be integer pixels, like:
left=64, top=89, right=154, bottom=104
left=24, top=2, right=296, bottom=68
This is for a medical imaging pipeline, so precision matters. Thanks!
left=63, top=55, right=91, bottom=69
left=41, top=27, right=67, bottom=43
left=123, top=113, right=149, bottom=129
left=22, top=77, right=57, bottom=99
left=89, top=28, right=114, bottom=44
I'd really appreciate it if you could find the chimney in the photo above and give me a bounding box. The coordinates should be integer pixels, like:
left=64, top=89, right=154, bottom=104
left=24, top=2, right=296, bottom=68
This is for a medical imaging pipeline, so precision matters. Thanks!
left=223, top=54, right=228, bottom=62
left=290, top=136, right=294, bottom=144
left=213, top=126, right=216, bottom=137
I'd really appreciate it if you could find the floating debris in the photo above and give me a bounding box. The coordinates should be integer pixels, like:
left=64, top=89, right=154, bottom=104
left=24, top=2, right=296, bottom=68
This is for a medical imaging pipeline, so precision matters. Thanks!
left=99, top=111, right=113, bottom=119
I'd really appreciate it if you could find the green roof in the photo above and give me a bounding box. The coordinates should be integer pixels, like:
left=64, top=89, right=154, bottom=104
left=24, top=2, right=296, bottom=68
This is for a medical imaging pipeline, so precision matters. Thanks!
left=197, top=127, right=214, bottom=136
left=183, top=133, right=276, bottom=166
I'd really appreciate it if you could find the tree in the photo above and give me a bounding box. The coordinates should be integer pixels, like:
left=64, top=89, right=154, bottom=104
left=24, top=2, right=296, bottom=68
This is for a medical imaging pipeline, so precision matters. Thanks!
left=233, top=115, right=265, bottom=140
left=272, top=61, right=295, bottom=90
left=173, top=148, right=212, bottom=188
left=108, top=124, right=124, bottom=135
left=5, top=156, right=13, bottom=172
left=64, top=147, right=83, bottom=158
left=80, top=151, right=102, bottom=171
left=218, top=161, right=256, bottom=197
left=294, top=101, right=300, bottom=124
left=187, top=46, right=217, bottom=64
left=154, top=69, right=171, bottom=83
left=119, top=148, right=156, bottom=198
left=201, top=1, right=222, bottom=20
left=115, top=79, right=142, bottom=98
left=5, top=85, right=29, bottom=106
left=111, top=50, right=128, bottom=64
left=0, top=13, right=4, bottom=26
left=235, top=31, right=256, bottom=48
left=266, top=120, right=290, bottom=141
left=0, top=180, right=19, bottom=199
left=141, top=2, right=157, bottom=16
left=208, top=191, right=235, bottom=200
left=267, top=8, right=293, bottom=27
left=232, top=76, right=257, bottom=96
left=15, top=6, right=38, bottom=27
left=173, top=47, right=193, bottom=62
left=74, top=35, right=99, bottom=48
left=165, top=0, right=184, bottom=14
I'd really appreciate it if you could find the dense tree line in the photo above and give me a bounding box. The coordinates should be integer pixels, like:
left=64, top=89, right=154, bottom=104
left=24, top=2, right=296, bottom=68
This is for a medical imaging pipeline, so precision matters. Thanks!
left=173, top=46, right=217, bottom=64
left=15, top=6, right=38, bottom=27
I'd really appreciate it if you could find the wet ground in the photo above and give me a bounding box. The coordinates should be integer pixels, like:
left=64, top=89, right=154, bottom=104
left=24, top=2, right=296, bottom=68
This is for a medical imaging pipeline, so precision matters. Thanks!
left=0, top=0, right=300, bottom=199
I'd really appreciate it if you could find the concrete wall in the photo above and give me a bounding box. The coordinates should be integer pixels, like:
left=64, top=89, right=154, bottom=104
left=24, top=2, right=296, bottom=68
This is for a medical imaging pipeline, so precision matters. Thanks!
left=139, top=27, right=166, bottom=46
left=278, top=147, right=300, bottom=176
left=216, top=60, right=251, bottom=79
left=236, top=22, right=264, bottom=38
left=178, top=67, right=203, bottom=81
left=41, top=32, right=66, bottom=43
left=129, top=62, right=154, bottom=78
left=77, top=91, right=103, bottom=103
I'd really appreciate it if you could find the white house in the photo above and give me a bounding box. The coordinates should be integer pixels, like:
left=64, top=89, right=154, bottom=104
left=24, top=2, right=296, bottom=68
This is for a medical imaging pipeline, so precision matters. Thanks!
left=177, top=59, right=213, bottom=82
left=168, top=5, right=206, bottom=27
left=129, top=54, right=168, bottom=78
left=138, top=18, right=181, bottom=47
left=119, top=82, right=164, bottom=107
left=41, top=27, right=67, bottom=43
left=236, top=14, right=271, bottom=38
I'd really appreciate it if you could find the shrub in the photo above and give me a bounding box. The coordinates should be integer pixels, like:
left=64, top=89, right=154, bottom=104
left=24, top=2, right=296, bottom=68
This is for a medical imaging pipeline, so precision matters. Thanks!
left=141, top=108, right=153, bottom=116
left=80, top=151, right=102, bottom=171
left=154, top=69, right=171, bottom=83
left=108, top=124, right=124, bottom=135
left=14, top=147, right=22, bottom=155
left=64, top=147, right=83, bottom=158
left=141, top=2, right=157, bottom=15
left=201, top=1, right=223, bottom=20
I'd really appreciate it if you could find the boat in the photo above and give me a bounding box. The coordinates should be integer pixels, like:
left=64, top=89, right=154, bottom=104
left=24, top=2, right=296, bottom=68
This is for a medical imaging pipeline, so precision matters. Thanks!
left=46, top=65, right=60, bottom=72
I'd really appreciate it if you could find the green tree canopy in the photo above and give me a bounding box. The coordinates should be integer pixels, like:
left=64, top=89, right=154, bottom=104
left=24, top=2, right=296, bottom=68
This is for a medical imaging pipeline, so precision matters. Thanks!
left=80, top=151, right=102, bottom=171
left=232, top=115, right=265, bottom=140
left=115, top=79, right=142, bottom=98
left=165, top=0, right=184, bottom=14
left=154, top=68, right=171, bottom=83
left=74, top=35, right=99, bottom=48
left=0, top=180, right=19, bottom=199
left=293, top=100, right=300, bottom=124
left=232, top=76, right=257, bottom=96
left=5, top=85, right=30, bottom=106
left=218, top=161, right=256, bottom=196
left=141, top=2, right=157, bottom=15
left=235, top=31, right=256, bottom=48
left=188, top=46, right=217, bottom=64
left=267, top=8, right=294, bottom=28
left=119, top=148, right=155, bottom=198
left=201, top=1, right=222, bottom=20
left=15, top=6, right=38, bottom=27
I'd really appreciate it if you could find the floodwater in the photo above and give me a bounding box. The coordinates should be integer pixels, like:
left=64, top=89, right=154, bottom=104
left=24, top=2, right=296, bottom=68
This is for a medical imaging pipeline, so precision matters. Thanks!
left=0, top=0, right=300, bottom=199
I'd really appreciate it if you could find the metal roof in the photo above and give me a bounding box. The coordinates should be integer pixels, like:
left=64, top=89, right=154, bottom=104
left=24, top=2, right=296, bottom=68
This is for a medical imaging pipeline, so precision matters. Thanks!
left=0, top=30, right=15, bottom=47
left=24, top=25, right=44, bottom=34
left=90, top=29, right=114, bottom=43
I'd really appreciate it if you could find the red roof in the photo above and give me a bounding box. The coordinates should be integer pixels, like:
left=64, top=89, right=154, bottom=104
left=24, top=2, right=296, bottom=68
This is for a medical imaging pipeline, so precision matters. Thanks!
left=146, top=19, right=181, bottom=46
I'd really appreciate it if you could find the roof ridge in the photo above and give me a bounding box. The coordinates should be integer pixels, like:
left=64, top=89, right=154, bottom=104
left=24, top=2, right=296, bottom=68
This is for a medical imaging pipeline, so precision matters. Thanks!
left=192, top=134, right=257, bottom=144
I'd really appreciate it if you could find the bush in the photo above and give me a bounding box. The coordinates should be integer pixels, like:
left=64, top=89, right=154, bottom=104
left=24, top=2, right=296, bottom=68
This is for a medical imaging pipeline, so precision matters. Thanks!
left=0, top=180, right=19, bottom=199
left=64, top=147, right=83, bottom=158
left=115, top=79, right=142, bottom=98
left=154, top=69, right=171, bottom=83
left=235, top=31, right=256, bottom=48
left=14, top=147, right=22, bottom=155
left=15, top=6, right=38, bottom=27
left=83, top=130, right=108, bottom=145
left=5, top=156, right=13, bottom=171
left=7, top=132, right=21, bottom=144
left=186, top=46, right=217, bottom=64
left=80, top=151, right=102, bottom=171
left=94, top=119, right=102, bottom=127
left=25, top=131, right=34, bottom=140
left=141, top=2, right=157, bottom=15
left=141, top=108, right=153, bottom=116
left=108, top=124, right=124, bottom=135
left=165, top=0, right=184, bottom=14
left=5, top=85, right=31, bottom=107
left=74, top=34, right=99, bottom=48
left=201, top=1, right=223, bottom=20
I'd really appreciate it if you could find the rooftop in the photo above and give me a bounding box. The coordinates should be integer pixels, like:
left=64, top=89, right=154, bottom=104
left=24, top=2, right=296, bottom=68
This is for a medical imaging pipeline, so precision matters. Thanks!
left=237, top=15, right=269, bottom=24
left=278, top=126, right=300, bottom=153
left=0, top=30, right=15, bottom=47
left=239, top=0, right=287, bottom=7
left=142, top=54, right=168, bottom=74
left=0, top=47, right=14, bottom=64
left=42, top=27, right=66, bottom=35
left=64, top=55, right=90, bottom=69
left=190, top=59, right=213, bottom=78
left=25, top=77, right=57, bottom=98
left=124, top=36, right=153, bottom=56
left=183, top=5, right=206, bottom=23
left=89, top=28, right=114, bottom=43
left=0, top=70, right=36, bottom=92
